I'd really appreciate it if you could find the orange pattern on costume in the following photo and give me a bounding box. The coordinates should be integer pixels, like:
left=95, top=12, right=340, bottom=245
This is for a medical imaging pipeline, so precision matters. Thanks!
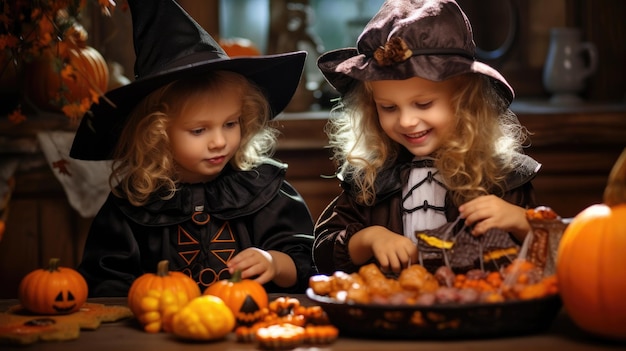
left=177, top=217, right=239, bottom=290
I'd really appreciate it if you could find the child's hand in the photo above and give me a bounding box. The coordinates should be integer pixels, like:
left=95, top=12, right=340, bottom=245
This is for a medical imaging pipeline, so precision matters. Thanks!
left=373, top=232, right=418, bottom=274
left=227, top=247, right=275, bottom=285
left=458, top=195, right=530, bottom=239
left=352, top=226, right=418, bottom=274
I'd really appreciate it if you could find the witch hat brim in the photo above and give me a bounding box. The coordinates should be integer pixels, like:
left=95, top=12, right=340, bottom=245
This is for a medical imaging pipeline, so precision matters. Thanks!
left=70, top=52, right=306, bottom=161
left=69, top=0, right=306, bottom=161
left=318, top=47, right=513, bottom=103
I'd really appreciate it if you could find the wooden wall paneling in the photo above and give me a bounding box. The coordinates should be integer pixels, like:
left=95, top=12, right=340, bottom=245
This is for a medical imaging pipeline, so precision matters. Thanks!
left=39, top=199, right=79, bottom=268
left=0, top=198, right=40, bottom=298
left=566, top=0, right=626, bottom=102
left=74, top=217, right=92, bottom=265
left=527, top=145, right=618, bottom=217
left=531, top=173, right=611, bottom=218
left=0, top=165, right=92, bottom=298
left=518, top=108, right=626, bottom=218
left=274, top=116, right=339, bottom=221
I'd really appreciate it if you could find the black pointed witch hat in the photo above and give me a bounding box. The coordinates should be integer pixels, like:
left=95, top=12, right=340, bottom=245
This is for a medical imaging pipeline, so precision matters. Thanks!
left=70, top=0, right=306, bottom=161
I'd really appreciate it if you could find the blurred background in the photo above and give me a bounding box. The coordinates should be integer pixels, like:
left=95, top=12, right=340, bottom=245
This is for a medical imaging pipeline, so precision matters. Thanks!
left=88, top=0, right=625, bottom=106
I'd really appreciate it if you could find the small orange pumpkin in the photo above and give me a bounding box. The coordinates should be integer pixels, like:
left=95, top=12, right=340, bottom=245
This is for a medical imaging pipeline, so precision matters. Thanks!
left=171, top=295, right=235, bottom=341
left=556, top=148, right=626, bottom=341
left=18, top=258, right=88, bottom=315
left=127, top=260, right=201, bottom=323
left=203, top=270, right=268, bottom=325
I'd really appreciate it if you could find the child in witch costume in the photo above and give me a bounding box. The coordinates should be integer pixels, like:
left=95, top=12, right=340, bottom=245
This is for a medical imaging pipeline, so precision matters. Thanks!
left=70, top=0, right=314, bottom=297
left=313, top=0, right=541, bottom=276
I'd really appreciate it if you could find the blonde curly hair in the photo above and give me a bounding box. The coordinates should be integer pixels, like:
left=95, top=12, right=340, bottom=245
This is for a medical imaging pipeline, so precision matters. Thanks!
left=110, top=70, right=277, bottom=206
left=327, top=73, right=529, bottom=206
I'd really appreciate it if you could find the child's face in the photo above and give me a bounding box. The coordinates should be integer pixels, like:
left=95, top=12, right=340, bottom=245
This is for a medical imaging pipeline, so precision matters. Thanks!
left=371, top=76, right=457, bottom=158
left=167, top=87, right=242, bottom=183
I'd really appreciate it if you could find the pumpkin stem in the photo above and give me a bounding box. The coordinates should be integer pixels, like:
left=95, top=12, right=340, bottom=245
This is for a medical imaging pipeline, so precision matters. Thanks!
left=230, top=269, right=243, bottom=283
left=47, top=258, right=60, bottom=272
left=604, top=148, right=626, bottom=206
left=156, top=260, right=170, bottom=277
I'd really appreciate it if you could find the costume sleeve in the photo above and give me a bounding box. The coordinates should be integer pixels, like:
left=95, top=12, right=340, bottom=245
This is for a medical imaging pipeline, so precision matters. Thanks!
left=502, top=153, right=540, bottom=209
left=78, top=194, right=143, bottom=297
left=250, top=181, right=315, bottom=293
left=503, top=180, right=538, bottom=209
left=313, top=191, right=372, bottom=275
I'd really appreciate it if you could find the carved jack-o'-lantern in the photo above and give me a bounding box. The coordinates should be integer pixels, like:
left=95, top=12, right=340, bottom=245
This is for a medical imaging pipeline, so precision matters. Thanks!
left=18, top=258, right=88, bottom=315
left=203, top=270, right=269, bottom=325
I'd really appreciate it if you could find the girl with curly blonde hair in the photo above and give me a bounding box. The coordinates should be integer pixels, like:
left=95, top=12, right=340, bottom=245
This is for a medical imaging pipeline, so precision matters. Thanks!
left=110, top=72, right=278, bottom=206
left=314, top=0, right=541, bottom=275
left=72, top=0, right=314, bottom=297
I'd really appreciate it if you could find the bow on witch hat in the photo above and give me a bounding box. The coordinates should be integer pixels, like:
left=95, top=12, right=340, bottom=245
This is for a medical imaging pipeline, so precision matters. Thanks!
left=70, top=0, right=306, bottom=161
left=317, top=0, right=514, bottom=105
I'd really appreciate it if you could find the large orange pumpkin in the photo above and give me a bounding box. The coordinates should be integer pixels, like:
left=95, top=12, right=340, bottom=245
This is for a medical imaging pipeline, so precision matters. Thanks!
left=18, top=258, right=88, bottom=315
left=23, top=24, right=108, bottom=116
left=203, top=270, right=268, bottom=325
left=556, top=148, right=626, bottom=340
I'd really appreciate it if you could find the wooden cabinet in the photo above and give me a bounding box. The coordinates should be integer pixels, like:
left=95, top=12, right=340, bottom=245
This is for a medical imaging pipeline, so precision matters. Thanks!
left=511, top=101, right=626, bottom=217
left=1, top=103, right=624, bottom=298
left=272, top=113, right=337, bottom=222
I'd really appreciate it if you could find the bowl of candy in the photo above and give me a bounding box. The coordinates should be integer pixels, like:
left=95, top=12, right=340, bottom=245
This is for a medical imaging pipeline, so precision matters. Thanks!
left=307, top=207, right=570, bottom=339
left=306, top=261, right=561, bottom=339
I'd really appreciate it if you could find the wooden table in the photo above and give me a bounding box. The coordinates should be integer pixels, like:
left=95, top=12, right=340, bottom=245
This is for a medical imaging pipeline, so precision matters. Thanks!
left=1, top=295, right=624, bottom=351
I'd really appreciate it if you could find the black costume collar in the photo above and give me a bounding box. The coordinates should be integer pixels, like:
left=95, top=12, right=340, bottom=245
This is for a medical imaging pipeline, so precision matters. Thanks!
left=114, top=160, right=287, bottom=225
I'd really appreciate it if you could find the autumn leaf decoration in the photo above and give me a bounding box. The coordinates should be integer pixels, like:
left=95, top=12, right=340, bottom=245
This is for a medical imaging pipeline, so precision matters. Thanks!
left=52, top=159, right=72, bottom=176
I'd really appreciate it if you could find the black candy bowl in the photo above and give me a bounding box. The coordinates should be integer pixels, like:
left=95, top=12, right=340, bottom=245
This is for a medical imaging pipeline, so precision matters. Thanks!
left=306, top=288, right=562, bottom=339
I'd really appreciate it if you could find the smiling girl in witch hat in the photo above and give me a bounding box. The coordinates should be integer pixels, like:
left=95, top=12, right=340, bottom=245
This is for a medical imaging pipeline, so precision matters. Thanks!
left=313, top=0, right=542, bottom=276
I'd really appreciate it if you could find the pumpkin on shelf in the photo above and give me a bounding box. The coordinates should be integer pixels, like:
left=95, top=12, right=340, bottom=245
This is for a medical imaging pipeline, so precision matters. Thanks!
left=18, top=258, right=88, bottom=315
left=127, top=260, right=201, bottom=333
left=23, top=23, right=109, bottom=120
left=203, top=270, right=269, bottom=325
left=556, top=148, right=626, bottom=341
left=1, top=0, right=116, bottom=123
